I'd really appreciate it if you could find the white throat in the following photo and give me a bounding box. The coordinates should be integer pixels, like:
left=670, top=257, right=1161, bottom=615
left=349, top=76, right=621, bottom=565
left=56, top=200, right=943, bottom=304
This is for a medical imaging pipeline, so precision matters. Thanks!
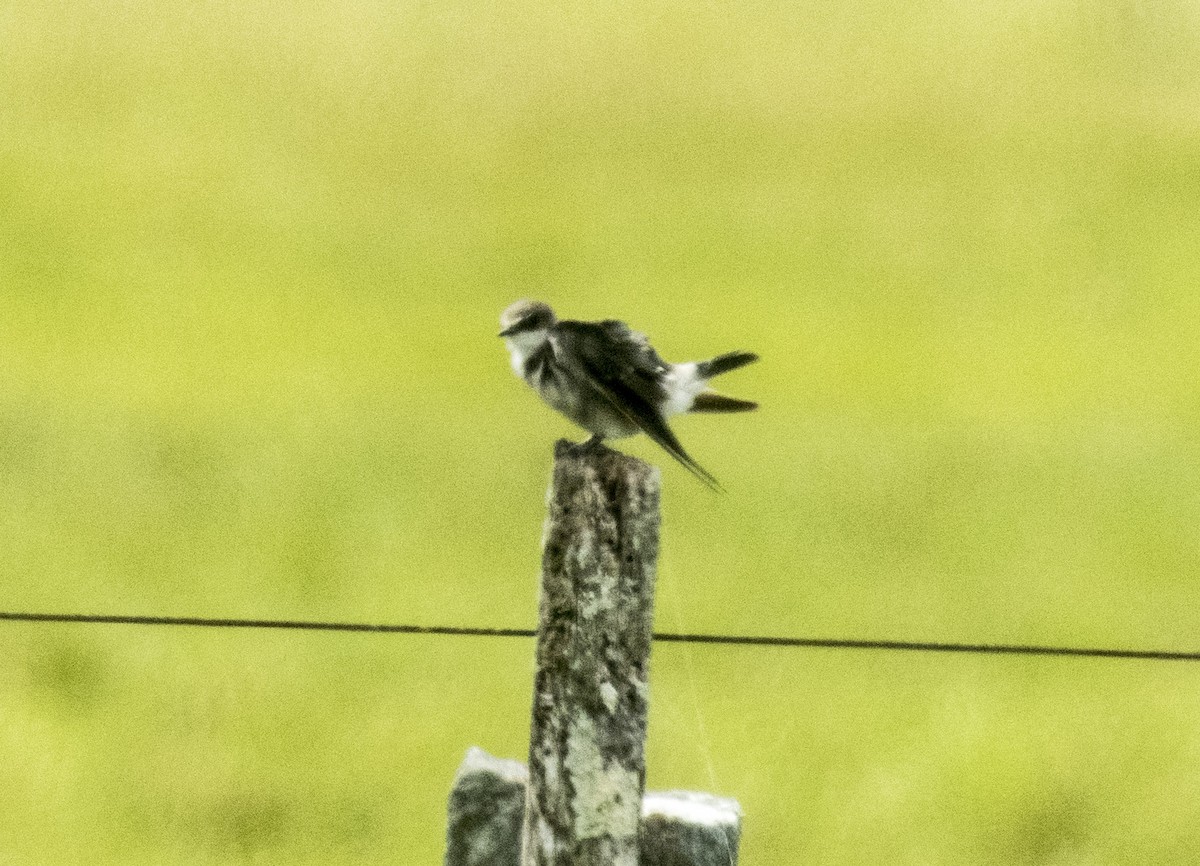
left=504, top=328, right=551, bottom=377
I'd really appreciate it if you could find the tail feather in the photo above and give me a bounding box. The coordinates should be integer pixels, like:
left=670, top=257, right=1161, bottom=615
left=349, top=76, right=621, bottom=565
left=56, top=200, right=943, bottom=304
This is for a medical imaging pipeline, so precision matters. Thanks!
left=691, top=392, right=758, bottom=413
left=697, top=351, right=759, bottom=379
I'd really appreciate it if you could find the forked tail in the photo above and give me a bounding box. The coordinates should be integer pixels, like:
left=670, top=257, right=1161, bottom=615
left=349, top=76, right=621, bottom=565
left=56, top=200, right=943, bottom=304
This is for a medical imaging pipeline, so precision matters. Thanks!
left=689, top=351, right=759, bottom=414
left=691, top=392, right=758, bottom=413
left=696, top=351, right=759, bottom=379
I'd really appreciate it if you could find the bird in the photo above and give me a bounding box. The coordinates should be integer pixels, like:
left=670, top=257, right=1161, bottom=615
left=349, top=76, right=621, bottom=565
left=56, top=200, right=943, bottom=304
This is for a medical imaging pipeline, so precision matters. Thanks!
left=499, top=299, right=758, bottom=489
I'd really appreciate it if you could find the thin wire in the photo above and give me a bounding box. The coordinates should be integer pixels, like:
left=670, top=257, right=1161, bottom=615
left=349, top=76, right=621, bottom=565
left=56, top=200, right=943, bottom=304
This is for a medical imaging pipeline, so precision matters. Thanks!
left=0, top=611, right=534, bottom=638
left=2, top=610, right=1199, bottom=662
left=653, top=632, right=1200, bottom=661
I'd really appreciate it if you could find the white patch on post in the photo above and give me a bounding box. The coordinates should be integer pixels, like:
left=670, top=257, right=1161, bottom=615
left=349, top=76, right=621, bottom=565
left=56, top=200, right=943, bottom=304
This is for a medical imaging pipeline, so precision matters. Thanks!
left=574, top=532, right=596, bottom=573
left=642, top=790, right=742, bottom=828
left=599, top=681, right=618, bottom=713
left=581, top=583, right=614, bottom=617
left=535, top=814, right=555, bottom=851
left=563, top=714, right=640, bottom=843
left=542, top=756, right=559, bottom=791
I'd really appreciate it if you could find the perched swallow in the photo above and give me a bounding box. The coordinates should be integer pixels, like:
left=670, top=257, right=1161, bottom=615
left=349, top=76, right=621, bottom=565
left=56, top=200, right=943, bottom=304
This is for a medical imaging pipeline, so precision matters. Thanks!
left=499, top=300, right=758, bottom=488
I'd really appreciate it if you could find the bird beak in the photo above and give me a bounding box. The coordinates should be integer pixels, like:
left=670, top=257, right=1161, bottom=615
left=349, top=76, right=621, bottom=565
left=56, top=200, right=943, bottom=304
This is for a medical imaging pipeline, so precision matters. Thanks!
left=498, top=325, right=518, bottom=337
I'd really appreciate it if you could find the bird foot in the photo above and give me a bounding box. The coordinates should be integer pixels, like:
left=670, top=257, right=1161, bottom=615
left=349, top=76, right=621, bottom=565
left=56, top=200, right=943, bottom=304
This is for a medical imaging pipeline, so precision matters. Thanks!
left=555, top=435, right=607, bottom=458
left=579, top=434, right=606, bottom=453
left=553, top=436, right=602, bottom=459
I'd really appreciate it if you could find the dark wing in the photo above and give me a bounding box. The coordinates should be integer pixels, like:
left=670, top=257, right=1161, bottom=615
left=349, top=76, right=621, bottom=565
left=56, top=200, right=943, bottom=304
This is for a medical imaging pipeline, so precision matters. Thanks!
left=555, top=320, right=722, bottom=490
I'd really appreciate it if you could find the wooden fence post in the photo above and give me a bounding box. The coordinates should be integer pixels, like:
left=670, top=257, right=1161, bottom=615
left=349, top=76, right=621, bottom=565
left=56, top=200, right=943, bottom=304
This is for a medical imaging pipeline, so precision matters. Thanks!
left=520, top=440, right=661, bottom=866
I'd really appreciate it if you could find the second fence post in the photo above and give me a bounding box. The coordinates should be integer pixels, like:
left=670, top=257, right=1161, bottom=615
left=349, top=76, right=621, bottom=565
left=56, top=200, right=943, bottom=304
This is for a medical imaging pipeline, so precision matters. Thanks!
left=520, top=440, right=662, bottom=866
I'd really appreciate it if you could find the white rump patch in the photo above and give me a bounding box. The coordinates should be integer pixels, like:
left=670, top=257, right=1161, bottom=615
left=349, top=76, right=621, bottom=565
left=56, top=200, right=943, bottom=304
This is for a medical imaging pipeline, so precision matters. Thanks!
left=661, top=362, right=706, bottom=416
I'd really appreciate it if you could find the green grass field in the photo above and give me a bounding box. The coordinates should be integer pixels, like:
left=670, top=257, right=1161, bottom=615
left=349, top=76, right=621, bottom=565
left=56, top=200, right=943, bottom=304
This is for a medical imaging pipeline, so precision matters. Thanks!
left=3, top=0, right=1200, bottom=862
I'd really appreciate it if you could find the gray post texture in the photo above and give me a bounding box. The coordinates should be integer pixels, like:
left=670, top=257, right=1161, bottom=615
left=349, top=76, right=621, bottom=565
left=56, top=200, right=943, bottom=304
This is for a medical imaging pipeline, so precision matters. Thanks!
left=639, top=791, right=741, bottom=866
left=521, top=440, right=662, bottom=866
left=445, top=748, right=528, bottom=866
left=445, top=748, right=741, bottom=866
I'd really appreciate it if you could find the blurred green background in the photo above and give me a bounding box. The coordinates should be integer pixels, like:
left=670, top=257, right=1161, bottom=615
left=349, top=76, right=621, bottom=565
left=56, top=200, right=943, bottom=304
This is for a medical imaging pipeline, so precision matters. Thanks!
left=3, top=0, right=1200, bottom=862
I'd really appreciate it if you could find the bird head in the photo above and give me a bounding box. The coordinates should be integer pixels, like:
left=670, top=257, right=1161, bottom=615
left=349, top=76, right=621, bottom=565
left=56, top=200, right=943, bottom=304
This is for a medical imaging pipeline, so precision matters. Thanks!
left=499, top=300, right=557, bottom=341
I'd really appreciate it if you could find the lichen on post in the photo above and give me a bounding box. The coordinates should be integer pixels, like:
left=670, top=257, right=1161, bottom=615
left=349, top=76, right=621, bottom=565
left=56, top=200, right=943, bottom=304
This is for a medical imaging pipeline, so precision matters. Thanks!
left=520, top=440, right=662, bottom=866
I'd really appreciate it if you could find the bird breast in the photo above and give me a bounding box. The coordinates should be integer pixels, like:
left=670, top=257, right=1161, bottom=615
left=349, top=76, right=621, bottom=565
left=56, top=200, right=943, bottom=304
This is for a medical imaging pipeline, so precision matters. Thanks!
left=504, top=330, right=550, bottom=377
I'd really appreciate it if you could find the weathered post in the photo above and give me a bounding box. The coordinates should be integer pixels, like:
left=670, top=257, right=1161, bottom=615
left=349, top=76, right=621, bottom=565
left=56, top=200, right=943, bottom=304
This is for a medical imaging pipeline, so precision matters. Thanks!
left=520, top=440, right=661, bottom=866
left=443, top=439, right=742, bottom=864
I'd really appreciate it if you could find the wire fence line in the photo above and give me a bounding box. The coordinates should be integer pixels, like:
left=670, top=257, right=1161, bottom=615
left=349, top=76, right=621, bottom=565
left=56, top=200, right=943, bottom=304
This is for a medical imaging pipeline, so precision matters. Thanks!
left=2, top=610, right=1198, bottom=662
